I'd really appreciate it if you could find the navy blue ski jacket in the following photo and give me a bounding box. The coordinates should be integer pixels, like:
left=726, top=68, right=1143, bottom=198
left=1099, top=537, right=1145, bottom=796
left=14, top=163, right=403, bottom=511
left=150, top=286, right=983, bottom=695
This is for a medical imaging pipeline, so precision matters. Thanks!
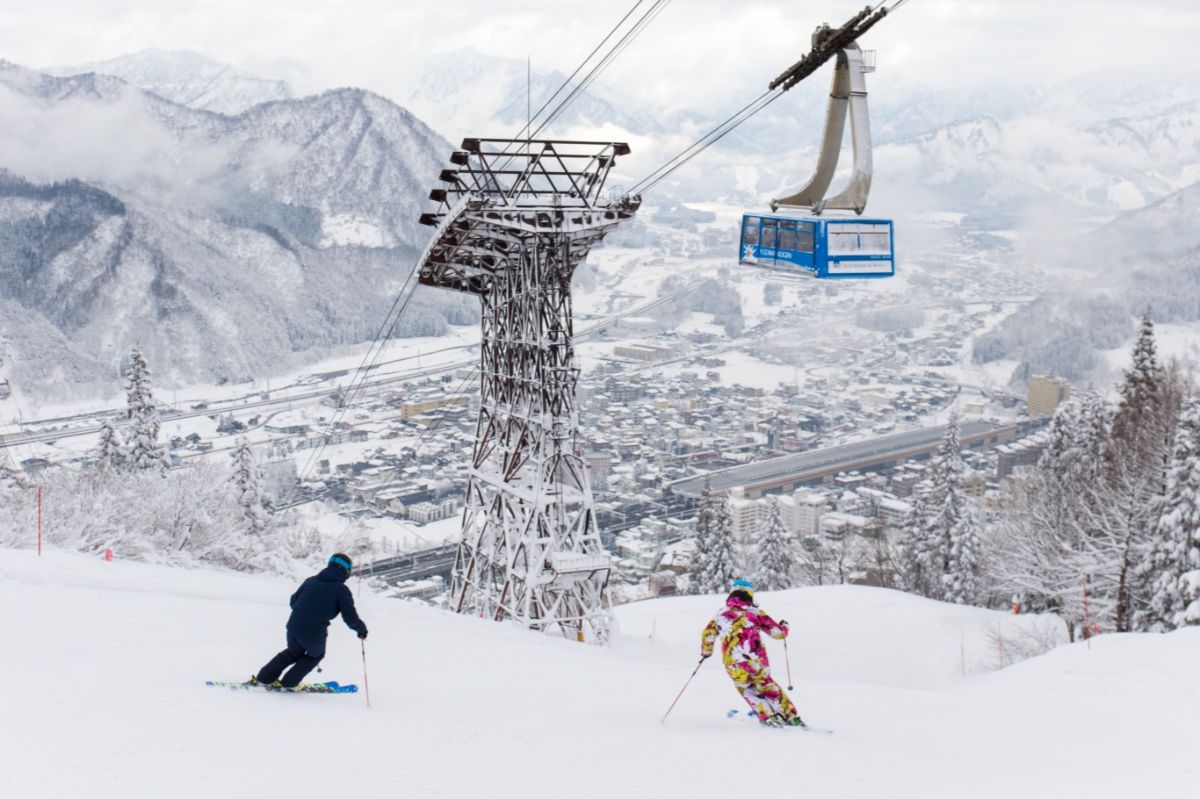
left=286, top=565, right=368, bottom=639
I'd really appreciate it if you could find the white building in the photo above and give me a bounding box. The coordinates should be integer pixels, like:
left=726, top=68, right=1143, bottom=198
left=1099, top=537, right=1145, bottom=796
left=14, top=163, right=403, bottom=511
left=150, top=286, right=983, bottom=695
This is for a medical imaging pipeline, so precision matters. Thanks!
left=777, top=490, right=827, bottom=537
left=819, top=511, right=872, bottom=541
left=726, top=486, right=771, bottom=546
left=876, top=498, right=913, bottom=527
left=408, top=499, right=458, bottom=524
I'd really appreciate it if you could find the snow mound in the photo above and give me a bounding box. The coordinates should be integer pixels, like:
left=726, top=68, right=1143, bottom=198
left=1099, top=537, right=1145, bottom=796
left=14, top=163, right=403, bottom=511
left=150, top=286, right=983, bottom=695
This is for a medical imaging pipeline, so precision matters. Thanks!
left=2, top=548, right=1197, bottom=798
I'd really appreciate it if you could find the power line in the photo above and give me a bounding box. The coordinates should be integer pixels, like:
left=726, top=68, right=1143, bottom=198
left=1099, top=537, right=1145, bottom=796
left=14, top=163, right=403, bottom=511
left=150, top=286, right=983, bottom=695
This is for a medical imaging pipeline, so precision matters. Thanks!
left=529, top=0, right=672, bottom=139
left=493, top=0, right=672, bottom=174
left=510, top=0, right=651, bottom=146
left=297, top=267, right=424, bottom=482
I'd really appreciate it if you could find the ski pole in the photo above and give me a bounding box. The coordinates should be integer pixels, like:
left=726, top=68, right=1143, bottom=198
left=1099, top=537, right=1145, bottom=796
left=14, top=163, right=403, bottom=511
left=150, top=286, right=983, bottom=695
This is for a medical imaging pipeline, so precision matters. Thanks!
left=661, top=656, right=707, bottom=724
left=783, top=637, right=794, bottom=691
left=361, top=639, right=371, bottom=708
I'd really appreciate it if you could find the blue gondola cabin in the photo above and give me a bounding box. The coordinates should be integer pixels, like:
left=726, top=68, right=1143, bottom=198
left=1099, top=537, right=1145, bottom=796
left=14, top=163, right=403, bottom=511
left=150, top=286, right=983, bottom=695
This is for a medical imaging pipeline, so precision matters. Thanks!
left=739, top=214, right=894, bottom=279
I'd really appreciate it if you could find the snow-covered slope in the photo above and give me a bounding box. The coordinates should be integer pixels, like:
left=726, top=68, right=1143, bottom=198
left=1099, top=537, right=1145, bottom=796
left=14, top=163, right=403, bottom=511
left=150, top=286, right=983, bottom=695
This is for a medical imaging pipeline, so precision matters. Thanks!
left=3, top=547, right=1196, bottom=798
left=0, top=61, right=467, bottom=395
left=46, top=49, right=293, bottom=115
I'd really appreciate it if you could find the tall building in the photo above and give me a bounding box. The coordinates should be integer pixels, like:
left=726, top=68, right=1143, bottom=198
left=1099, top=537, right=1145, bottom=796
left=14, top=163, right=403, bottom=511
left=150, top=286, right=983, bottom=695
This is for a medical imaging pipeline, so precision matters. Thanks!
left=726, top=486, right=771, bottom=547
left=777, top=490, right=827, bottom=538
left=1027, top=375, right=1071, bottom=416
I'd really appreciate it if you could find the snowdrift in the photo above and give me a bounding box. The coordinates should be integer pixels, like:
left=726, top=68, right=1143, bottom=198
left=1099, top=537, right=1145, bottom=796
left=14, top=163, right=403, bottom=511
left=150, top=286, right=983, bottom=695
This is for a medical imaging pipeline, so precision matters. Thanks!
left=2, top=548, right=1197, bottom=799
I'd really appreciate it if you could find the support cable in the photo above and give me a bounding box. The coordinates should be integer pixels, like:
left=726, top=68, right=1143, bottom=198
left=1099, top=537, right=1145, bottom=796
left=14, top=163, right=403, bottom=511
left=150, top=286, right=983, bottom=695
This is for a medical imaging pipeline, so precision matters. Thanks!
left=298, top=267, right=424, bottom=482
left=529, top=0, right=672, bottom=139
left=493, top=0, right=671, bottom=173
left=509, top=0, right=651, bottom=146
left=628, top=0, right=911, bottom=196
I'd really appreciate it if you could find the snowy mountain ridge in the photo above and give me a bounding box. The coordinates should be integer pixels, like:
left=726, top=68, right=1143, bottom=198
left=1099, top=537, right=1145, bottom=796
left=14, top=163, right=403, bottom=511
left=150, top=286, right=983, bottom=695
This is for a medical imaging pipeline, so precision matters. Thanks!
left=0, top=60, right=469, bottom=398
left=46, top=48, right=294, bottom=115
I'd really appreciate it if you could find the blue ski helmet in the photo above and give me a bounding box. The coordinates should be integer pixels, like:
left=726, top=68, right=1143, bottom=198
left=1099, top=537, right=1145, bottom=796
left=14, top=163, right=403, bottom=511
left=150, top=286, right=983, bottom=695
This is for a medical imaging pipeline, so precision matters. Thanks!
left=732, top=578, right=754, bottom=591
left=329, top=553, right=353, bottom=573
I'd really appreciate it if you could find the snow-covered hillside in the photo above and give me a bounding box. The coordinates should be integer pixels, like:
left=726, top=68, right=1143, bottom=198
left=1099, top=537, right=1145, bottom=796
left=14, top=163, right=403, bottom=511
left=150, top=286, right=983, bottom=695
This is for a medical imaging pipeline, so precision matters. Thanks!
left=46, top=49, right=294, bottom=115
left=3, top=547, right=1197, bottom=798
left=0, top=60, right=468, bottom=395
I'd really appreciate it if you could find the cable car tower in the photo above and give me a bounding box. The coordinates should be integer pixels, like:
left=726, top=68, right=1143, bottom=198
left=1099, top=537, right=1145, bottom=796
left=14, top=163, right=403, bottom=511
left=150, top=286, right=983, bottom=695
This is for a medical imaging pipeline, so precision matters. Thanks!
left=416, top=139, right=639, bottom=643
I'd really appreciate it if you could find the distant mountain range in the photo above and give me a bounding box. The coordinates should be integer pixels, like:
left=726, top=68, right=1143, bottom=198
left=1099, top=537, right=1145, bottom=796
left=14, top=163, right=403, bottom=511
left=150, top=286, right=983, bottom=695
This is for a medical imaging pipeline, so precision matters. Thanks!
left=1, top=48, right=1198, bottom=399
left=0, top=57, right=470, bottom=399
left=46, top=49, right=294, bottom=115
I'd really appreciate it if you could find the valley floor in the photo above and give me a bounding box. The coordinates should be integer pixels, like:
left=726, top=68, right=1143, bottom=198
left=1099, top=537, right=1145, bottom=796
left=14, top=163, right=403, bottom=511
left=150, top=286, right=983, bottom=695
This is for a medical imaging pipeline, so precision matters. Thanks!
left=2, top=548, right=1197, bottom=798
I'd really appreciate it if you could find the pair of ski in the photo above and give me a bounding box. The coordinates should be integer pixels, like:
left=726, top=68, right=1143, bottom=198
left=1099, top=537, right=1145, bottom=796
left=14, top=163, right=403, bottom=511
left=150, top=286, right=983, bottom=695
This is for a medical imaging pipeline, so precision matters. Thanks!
left=726, top=709, right=833, bottom=734
left=207, top=679, right=358, bottom=694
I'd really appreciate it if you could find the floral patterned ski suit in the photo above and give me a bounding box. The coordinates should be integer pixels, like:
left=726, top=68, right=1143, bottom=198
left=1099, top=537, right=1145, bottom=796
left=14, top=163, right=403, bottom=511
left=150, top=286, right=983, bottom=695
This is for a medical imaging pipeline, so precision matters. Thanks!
left=701, top=594, right=801, bottom=724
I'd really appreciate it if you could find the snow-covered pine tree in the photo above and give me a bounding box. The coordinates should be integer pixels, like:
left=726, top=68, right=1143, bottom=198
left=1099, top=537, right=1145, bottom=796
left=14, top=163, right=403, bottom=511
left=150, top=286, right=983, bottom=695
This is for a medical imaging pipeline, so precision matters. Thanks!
left=688, top=476, right=717, bottom=594
left=231, top=438, right=270, bottom=538
left=1040, top=398, right=1081, bottom=473
left=756, top=497, right=794, bottom=591
left=124, top=348, right=165, bottom=472
left=1144, top=394, right=1200, bottom=629
left=900, top=414, right=979, bottom=603
left=943, top=505, right=982, bottom=605
left=1111, top=308, right=1164, bottom=461
left=1105, top=312, right=1179, bottom=630
left=896, top=483, right=934, bottom=596
left=1073, top=390, right=1111, bottom=482
left=95, top=418, right=125, bottom=470
left=695, top=487, right=739, bottom=594
left=935, top=415, right=983, bottom=605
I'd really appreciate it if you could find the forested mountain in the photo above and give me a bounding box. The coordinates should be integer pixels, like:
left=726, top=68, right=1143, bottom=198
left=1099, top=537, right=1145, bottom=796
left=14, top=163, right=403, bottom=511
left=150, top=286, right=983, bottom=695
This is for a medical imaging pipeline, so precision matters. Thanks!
left=0, top=60, right=472, bottom=398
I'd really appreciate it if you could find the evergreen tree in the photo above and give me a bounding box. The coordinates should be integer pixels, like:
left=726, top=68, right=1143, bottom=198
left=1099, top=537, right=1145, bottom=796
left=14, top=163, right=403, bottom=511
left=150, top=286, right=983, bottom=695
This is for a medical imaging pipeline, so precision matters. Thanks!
left=1107, top=311, right=1175, bottom=630
left=1039, top=399, right=1081, bottom=473
left=1074, top=390, right=1111, bottom=481
left=124, top=348, right=165, bottom=472
left=756, top=497, right=794, bottom=590
left=688, top=476, right=717, bottom=595
left=231, top=439, right=270, bottom=537
left=1144, top=395, right=1200, bottom=629
left=695, top=488, right=739, bottom=594
left=933, top=415, right=982, bottom=604
left=899, top=415, right=979, bottom=602
left=1112, top=309, right=1163, bottom=448
left=943, top=506, right=982, bottom=605
left=95, top=418, right=125, bottom=470
left=897, top=484, right=935, bottom=596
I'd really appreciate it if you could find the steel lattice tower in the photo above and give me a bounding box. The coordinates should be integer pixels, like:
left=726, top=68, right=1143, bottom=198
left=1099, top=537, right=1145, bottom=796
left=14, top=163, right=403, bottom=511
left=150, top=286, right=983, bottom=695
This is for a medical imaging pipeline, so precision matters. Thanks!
left=416, top=138, right=639, bottom=642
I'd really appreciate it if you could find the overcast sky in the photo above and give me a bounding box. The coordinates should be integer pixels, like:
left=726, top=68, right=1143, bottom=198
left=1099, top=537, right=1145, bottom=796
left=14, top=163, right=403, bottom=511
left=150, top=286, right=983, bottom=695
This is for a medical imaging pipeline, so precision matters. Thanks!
left=2, top=0, right=1197, bottom=113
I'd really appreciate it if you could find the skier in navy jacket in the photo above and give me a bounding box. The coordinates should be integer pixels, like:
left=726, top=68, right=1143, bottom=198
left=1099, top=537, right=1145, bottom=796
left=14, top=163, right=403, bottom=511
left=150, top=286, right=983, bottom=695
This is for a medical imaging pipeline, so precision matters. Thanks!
left=254, top=553, right=369, bottom=689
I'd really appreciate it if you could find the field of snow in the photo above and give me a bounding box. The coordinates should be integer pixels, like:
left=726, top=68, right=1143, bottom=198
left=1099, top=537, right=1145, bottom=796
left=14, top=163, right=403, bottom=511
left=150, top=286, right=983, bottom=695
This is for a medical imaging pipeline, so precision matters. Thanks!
left=3, top=548, right=1198, bottom=798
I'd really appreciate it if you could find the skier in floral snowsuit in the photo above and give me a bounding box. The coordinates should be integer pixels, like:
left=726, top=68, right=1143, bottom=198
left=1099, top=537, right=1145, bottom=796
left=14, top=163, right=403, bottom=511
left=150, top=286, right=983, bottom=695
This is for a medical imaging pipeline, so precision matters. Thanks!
left=701, top=579, right=803, bottom=727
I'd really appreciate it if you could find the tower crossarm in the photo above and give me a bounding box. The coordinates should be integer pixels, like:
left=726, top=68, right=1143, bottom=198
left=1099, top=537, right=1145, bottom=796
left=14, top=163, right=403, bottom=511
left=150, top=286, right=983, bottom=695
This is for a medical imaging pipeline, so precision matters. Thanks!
left=416, top=139, right=640, bottom=295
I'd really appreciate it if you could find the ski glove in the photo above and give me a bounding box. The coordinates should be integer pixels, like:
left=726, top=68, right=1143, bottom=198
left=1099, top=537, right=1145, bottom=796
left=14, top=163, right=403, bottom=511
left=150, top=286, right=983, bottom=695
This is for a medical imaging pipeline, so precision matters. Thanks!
left=358, top=628, right=369, bottom=640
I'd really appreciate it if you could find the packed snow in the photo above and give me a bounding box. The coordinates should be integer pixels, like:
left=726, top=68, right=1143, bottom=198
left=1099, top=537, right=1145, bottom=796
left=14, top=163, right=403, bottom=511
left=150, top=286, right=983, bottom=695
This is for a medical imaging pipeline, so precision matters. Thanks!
left=3, top=547, right=1197, bottom=798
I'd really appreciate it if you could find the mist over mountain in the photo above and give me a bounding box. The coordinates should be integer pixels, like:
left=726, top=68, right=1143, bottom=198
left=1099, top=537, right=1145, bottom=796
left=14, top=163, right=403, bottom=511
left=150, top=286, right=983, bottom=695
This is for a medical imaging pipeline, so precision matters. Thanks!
left=2, top=46, right=1199, bottom=400
left=400, top=47, right=656, bottom=141
left=46, top=49, right=294, bottom=115
left=0, top=59, right=473, bottom=399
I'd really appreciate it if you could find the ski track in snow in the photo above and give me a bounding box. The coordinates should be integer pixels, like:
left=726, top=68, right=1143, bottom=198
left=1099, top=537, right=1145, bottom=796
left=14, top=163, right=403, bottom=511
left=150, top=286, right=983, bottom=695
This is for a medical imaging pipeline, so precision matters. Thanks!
left=2, top=548, right=1199, bottom=798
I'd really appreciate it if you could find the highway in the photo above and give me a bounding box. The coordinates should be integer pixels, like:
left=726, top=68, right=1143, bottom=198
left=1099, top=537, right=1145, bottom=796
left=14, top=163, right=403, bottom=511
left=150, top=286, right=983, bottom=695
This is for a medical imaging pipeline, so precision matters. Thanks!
left=667, top=420, right=1017, bottom=497
left=355, top=545, right=458, bottom=585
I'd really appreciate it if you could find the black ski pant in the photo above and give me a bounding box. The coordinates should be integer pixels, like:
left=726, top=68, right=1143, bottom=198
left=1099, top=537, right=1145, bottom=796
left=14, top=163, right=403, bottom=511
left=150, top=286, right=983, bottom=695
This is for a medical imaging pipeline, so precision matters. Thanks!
left=257, top=629, right=327, bottom=688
